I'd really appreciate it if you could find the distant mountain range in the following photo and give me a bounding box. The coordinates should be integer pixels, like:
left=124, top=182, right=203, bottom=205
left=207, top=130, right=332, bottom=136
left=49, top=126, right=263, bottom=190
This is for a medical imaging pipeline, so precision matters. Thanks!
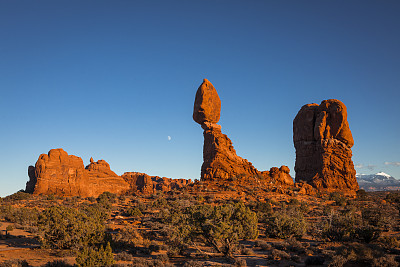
left=356, top=172, right=400, bottom=191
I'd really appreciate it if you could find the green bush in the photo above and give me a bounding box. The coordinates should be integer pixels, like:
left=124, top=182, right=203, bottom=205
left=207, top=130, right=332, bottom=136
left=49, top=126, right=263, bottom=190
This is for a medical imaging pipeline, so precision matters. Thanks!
left=166, top=202, right=258, bottom=257
left=75, top=242, right=114, bottom=267
left=0, top=259, right=29, bottom=267
left=354, top=224, right=381, bottom=243
left=38, top=205, right=106, bottom=249
left=329, top=192, right=348, bottom=206
left=3, top=191, right=32, bottom=202
left=96, top=191, right=117, bottom=209
left=2, top=206, right=39, bottom=226
left=264, top=209, right=307, bottom=239
left=356, top=189, right=368, bottom=200
left=321, top=210, right=358, bottom=241
left=362, top=205, right=394, bottom=231
left=125, top=206, right=143, bottom=217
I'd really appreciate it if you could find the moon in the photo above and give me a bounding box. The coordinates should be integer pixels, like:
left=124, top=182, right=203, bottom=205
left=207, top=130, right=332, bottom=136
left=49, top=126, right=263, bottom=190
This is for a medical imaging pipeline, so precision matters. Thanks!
left=167, top=136, right=171, bottom=141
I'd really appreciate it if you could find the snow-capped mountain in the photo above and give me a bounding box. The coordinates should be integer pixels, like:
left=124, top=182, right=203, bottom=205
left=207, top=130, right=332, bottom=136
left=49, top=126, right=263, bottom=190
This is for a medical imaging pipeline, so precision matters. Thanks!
left=356, top=172, right=400, bottom=191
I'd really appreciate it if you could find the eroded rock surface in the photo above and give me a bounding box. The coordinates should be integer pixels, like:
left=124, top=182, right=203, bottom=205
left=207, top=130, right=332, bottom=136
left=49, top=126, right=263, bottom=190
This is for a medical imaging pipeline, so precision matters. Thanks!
left=26, top=148, right=191, bottom=197
left=122, top=172, right=191, bottom=194
left=293, top=99, right=358, bottom=191
left=194, top=79, right=293, bottom=185
left=201, top=122, right=260, bottom=181
left=193, top=79, right=221, bottom=124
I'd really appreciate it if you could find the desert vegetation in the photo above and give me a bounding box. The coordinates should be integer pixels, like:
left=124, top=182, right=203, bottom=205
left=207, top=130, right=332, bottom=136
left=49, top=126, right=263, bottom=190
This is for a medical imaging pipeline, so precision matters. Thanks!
left=0, top=185, right=400, bottom=266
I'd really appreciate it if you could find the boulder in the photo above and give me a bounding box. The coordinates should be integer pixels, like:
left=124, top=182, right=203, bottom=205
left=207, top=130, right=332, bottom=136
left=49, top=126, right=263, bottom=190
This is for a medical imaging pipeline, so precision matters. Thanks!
left=293, top=99, right=358, bottom=191
left=193, top=79, right=221, bottom=124
left=269, top=166, right=294, bottom=186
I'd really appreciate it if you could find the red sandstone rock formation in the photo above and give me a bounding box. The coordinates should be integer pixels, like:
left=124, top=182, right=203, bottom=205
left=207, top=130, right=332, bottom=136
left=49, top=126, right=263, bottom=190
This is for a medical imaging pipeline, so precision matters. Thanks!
left=26, top=148, right=192, bottom=197
left=25, top=148, right=130, bottom=197
left=193, top=79, right=261, bottom=181
left=269, top=166, right=294, bottom=186
left=193, top=79, right=221, bottom=124
left=201, top=122, right=261, bottom=180
left=293, top=99, right=358, bottom=191
left=194, top=79, right=294, bottom=185
left=122, top=172, right=191, bottom=194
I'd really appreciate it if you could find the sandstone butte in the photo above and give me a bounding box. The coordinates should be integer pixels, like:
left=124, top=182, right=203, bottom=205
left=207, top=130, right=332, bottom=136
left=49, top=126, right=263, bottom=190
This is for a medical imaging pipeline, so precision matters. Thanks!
left=293, top=99, right=359, bottom=191
left=26, top=148, right=191, bottom=197
left=193, top=79, right=294, bottom=186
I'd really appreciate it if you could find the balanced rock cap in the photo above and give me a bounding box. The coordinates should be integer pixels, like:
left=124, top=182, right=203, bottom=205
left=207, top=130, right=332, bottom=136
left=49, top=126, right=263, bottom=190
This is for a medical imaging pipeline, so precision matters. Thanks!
left=193, top=79, right=221, bottom=125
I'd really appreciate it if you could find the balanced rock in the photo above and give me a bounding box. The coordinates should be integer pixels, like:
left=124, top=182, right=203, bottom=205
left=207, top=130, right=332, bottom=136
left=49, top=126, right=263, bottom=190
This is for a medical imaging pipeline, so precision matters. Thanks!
left=193, top=79, right=221, bottom=124
left=293, top=99, right=358, bottom=191
left=194, top=79, right=279, bottom=183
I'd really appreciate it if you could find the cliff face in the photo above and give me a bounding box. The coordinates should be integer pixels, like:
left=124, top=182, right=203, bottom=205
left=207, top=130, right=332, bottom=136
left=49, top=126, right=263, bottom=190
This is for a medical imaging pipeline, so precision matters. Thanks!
left=293, top=99, right=358, bottom=191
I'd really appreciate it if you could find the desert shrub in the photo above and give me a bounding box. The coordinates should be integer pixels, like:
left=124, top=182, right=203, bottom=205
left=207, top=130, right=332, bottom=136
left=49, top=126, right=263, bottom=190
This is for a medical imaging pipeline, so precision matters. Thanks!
left=85, top=196, right=95, bottom=202
left=329, top=192, right=347, bottom=206
left=0, top=259, right=29, bottom=267
left=330, top=242, right=395, bottom=266
left=165, top=202, right=258, bottom=257
left=233, top=258, right=247, bottom=266
left=362, top=205, right=394, bottom=230
left=285, top=237, right=305, bottom=252
left=328, top=255, right=347, bottom=267
left=75, top=242, right=114, bottom=267
left=372, top=255, right=398, bottom=267
left=5, top=225, right=14, bottom=235
left=385, top=192, right=400, bottom=203
left=38, top=205, right=106, bottom=249
left=96, top=191, right=117, bottom=210
left=111, top=226, right=143, bottom=249
left=124, top=206, right=143, bottom=217
left=264, top=209, right=307, bottom=239
left=255, top=240, right=272, bottom=250
left=156, top=254, right=170, bottom=264
left=114, top=251, right=134, bottom=261
left=356, top=189, right=368, bottom=200
left=271, top=249, right=290, bottom=260
left=241, top=247, right=254, bottom=255
left=321, top=210, right=358, bottom=241
left=3, top=191, right=32, bottom=202
left=250, top=200, right=273, bottom=215
left=378, top=236, right=400, bottom=249
left=43, top=260, right=73, bottom=267
left=2, top=206, right=39, bottom=226
left=152, top=197, right=168, bottom=208
left=354, top=224, right=381, bottom=243
left=196, top=195, right=204, bottom=202
left=182, top=261, right=205, bottom=267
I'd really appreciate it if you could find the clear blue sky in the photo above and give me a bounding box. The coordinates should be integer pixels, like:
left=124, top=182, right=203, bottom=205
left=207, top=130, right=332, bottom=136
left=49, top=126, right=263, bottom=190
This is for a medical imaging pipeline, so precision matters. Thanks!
left=1, top=1, right=399, bottom=197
